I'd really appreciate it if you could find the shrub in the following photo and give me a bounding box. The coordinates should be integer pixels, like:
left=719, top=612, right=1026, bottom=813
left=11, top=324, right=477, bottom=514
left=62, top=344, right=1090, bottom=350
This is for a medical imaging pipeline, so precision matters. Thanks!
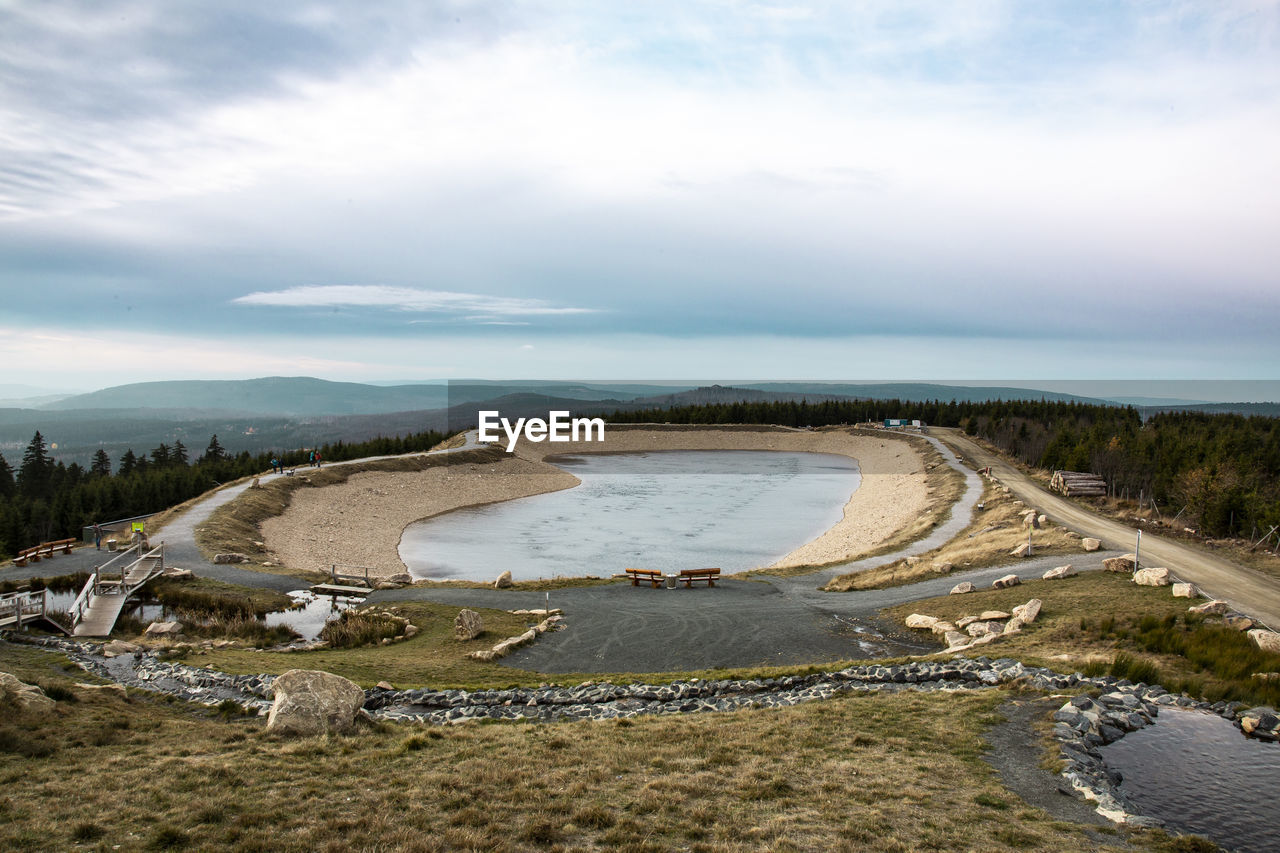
left=319, top=609, right=404, bottom=649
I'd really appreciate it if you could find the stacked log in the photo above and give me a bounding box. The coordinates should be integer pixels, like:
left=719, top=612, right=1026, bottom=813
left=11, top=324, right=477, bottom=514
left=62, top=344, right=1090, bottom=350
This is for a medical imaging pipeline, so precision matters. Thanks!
left=1051, top=470, right=1107, bottom=497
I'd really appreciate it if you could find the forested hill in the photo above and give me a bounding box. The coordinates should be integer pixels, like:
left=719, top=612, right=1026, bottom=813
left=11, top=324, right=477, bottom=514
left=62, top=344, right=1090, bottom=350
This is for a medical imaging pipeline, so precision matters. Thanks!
left=610, top=398, right=1280, bottom=540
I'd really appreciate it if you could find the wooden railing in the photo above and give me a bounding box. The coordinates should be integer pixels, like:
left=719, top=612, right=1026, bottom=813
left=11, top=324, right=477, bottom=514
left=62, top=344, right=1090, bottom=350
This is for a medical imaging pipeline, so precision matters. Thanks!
left=0, top=588, right=49, bottom=630
left=67, top=543, right=165, bottom=632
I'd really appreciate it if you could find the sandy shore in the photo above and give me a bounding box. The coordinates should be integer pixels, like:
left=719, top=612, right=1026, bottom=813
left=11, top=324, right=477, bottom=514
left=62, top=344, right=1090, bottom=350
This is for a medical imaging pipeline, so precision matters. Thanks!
left=260, top=425, right=930, bottom=579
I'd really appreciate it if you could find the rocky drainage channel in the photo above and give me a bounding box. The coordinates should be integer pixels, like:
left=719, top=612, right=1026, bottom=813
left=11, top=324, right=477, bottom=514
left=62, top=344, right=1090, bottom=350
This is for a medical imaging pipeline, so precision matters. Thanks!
left=9, top=631, right=1278, bottom=829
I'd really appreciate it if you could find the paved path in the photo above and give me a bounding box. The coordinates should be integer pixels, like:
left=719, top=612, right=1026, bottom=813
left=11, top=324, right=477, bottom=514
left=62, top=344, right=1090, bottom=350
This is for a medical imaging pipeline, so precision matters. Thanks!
left=936, top=429, right=1280, bottom=630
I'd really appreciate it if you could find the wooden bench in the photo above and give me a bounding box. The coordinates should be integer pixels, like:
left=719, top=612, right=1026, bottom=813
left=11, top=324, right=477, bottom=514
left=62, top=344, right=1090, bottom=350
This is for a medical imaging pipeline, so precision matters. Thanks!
left=13, top=546, right=39, bottom=567
left=12, top=538, right=76, bottom=567
left=625, top=568, right=664, bottom=588
left=678, top=567, right=720, bottom=587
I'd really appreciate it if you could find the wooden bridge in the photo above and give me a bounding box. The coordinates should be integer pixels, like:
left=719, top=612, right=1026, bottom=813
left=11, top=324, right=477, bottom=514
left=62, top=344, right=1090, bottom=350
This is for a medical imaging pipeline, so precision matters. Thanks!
left=67, top=543, right=168, bottom=637
left=0, top=588, right=68, bottom=634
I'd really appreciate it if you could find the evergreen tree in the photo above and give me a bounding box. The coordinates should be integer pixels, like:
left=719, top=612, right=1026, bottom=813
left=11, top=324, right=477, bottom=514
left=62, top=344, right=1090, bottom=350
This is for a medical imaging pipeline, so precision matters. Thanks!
left=151, top=443, right=171, bottom=467
left=202, top=434, right=227, bottom=463
left=18, top=431, right=54, bottom=500
left=173, top=440, right=189, bottom=466
left=119, top=449, right=138, bottom=476
left=91, top=449, right=112, bottom=477
left=0, top=451, right=14, bottom=498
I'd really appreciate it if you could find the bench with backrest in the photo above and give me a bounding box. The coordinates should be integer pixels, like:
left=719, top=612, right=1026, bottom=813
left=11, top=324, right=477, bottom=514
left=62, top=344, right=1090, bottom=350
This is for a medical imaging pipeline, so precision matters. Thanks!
left=678, top=567, right=720, bottom=587
left=11, top=538, right=76, bottom=566
left=625, top=567, right=664, bottom=588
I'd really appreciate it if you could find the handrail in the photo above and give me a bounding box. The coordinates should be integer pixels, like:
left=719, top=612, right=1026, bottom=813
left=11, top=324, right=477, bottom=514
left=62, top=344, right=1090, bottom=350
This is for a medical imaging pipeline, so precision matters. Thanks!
left=69, top=570, right=99, bottom=629
left=0, top=588, right=50, bottom=629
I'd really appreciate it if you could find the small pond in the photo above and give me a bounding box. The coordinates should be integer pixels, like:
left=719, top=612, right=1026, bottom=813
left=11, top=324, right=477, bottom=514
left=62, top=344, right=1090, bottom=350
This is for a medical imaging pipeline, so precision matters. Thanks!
left=1101, top=708, right=1280, bottom=853
left=44, top=589, right=362, bottom=641
left=399, top=450, right=860, bottom=582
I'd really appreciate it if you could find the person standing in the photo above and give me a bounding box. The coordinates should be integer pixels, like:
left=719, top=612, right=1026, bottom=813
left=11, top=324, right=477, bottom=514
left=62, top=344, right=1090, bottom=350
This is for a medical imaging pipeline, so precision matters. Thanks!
left=270, top=456, right=279, bottom=474
left=92, top=521, right=102, bottom=550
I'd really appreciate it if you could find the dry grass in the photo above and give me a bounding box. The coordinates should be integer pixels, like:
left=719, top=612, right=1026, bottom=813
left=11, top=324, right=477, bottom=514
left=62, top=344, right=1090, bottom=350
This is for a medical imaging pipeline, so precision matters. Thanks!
left=824, top=479, right=1080, bottom=591
left=0, top=641, right=1159, bottom=853
left=759, top=436, right=967, bottom=578
left=190, top=446, right=505, bottom=574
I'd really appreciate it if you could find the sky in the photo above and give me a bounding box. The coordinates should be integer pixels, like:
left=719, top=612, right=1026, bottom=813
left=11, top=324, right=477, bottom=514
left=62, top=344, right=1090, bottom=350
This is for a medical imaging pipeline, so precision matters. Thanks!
left=1, top=1, right=1278, bottom=392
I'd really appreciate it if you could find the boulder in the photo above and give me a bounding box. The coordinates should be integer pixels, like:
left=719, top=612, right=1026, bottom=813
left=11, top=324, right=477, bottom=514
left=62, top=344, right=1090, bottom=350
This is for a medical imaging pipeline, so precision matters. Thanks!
left=905, top=613, right=938, bottom=630
left=992, top=574, right=1021, bottom=590
left=0, top=672, right=55, bottom=713
left=949, top=582, right=975, bottom=595
left=1247, top=629, right=1280, bottom=655
left=955, top=615, right=980, bottom=629
left=1010, top=543, right=1031, bottom=558
left=932, top=562, right=954, bottom=574
left=1002, top=618, right=1024, bottom=635
left=375, top=582, right=401, bottom=590
left=385, top=572, right=413, bottom=585
left=144, top=621, right=183, bottom=637
left=1013, top=599, right=1043, bottom=624
left=493, top=571, right=513, bottom=589
left=1042, top=565, right=1076, bottom=580
left=1224, top=615, right=1255, bottom=631
left=1239, top=707, right=1280, bottom=737
left=944, top=631, right=970, bottom=649
left=102, top=640, right=141, bottom=657
left=1023, top=511, right=1040, bottom=529
left=161, top=567, right=194, bottom=579
left=266, top=669, right=365, bottom=736
left=1103, top=555, right=1136, bottom=573
left=979, top=610, right=1011, bottom=621
left=930, top=621, right=958, bottom=636
left=454, top=609, right=484, bottom=641
left=1081, top=538, right=1102, bottom=552
left=1037, top=515, right=1047, bottom=527
left=1190, top=600, right=1233, bottom=616
left=966, top=620, right=1003, bottom=637
left=214, top=553, right=249, bottom=564
left=1171, top=582, right=1199, bottom=599
left=1133, top=567, right=1171, bottom=587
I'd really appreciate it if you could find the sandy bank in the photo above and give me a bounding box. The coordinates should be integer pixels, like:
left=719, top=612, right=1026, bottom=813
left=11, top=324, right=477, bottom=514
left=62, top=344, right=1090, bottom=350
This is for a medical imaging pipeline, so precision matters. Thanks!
left=260, top=425, right=930, bottom=579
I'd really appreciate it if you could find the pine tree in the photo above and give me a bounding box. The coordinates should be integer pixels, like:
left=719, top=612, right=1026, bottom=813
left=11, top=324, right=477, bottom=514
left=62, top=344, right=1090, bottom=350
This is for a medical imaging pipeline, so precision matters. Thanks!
left=119, top=449, right=138, bottom=476
left=173, top=440, right=189, bottom=466
left=151, top=443, right=171, bottom=467
left=0, top=451, right=14, bottom=498
left=91, top=449, right=112, bottom=477
left=18, top=431, right=54, bottom=500
left=202, top=434, right=227, bottom=463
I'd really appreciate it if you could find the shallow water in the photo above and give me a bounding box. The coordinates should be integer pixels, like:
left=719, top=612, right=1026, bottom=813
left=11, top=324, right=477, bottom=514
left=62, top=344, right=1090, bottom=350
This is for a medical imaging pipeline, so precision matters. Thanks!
left=1101, top=708, right=1280, bottom=853
left=399, top=450, right=860, bottom=582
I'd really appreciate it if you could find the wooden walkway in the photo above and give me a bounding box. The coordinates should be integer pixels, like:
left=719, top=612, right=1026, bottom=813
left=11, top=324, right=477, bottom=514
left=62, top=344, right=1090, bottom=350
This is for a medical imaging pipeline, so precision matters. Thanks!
left=0, top=588, right=67, bottom=633
left=69, top=546, right=167, bottom=637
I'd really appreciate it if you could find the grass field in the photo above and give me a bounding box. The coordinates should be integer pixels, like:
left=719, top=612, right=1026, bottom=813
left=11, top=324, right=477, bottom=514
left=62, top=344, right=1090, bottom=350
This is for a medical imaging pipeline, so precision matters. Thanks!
left=0, top=641, right=1192, bottom=853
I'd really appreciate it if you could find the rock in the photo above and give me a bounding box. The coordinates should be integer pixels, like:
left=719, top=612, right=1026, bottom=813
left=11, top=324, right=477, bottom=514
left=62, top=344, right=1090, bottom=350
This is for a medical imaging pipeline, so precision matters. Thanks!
left=214, top=553, right=249, bottom=564
left=266, top=669, right=365, bottom=736
left=1190, top=600, right=1233, bottom=616
left=1010, top=543, right=1031, bottom=558
left=1171, top=583, right=1199, bottom=599
left=930, top=621, right=957, bottom=636
left=454, top=609, right=484, bottom=641
left=403, top=624, right=419, bottom=638
left=1224, top=615, right=1255, bottom=631
left=944, top=631, right=970, bottom=649
left=979, top=610, right=1011, bottom=621
left=102, top=640, right=141, bottom=657
left=1002, top=618, right=1024, bottom=635
left=74, top=682, right=128, bottom=699
left=161, top=567, right=194, bottom=579
left=1037, top=515, right=1047, bottom=527
left=1239, top=707, right=1280, bottom=736
left=376, top=681, right=394, bottom=691
left=1042, top=565, right=1076, bottom=580
left=905, top=614, right=939, bottom=630
left=1081, top=538, right=1101, bottom=552
left=992, top=574, right=1021, bottom=590
left=144, top=621, right=183, bottom=636
left=375, top=582, right=401, bottom=590
left=1103, top=556, right=1136, bottom=573
left=949, top=582, right=975, bottom=595
left=967, top=621, right=1003, bottom=637
left=932, top=562, right=954, bottom=574
left=493, top=571, right=513, bottom=589
left=1247, top=629, right=1280, bottom=654
left=1023, top=512, right=1039, bottom=529
left=1133, top=567, right=1171, bottom=587
left=385, top=572, right=413, bottom=585
left=0, top=672, right=55, bottom=713
left=1012, top=599, right=1042, bottom=624
left=955, top=615, right=980, bottom=629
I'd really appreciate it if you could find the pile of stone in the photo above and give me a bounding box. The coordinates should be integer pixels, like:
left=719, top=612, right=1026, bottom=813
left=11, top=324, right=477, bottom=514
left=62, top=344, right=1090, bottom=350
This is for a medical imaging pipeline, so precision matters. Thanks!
left=904, top=598, right=1043, bottom=654
left=467, top=613, right=562, bottom=662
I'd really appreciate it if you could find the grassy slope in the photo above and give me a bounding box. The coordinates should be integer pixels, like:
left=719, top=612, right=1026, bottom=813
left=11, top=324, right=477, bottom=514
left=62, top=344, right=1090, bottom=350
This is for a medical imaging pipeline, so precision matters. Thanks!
left=0, top=642, right=1161, bottom=853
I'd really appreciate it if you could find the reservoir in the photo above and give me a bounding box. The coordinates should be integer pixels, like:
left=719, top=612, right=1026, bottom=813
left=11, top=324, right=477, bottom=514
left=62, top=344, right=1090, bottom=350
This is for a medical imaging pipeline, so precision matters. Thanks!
left=399, top=450, right=860, bottom=582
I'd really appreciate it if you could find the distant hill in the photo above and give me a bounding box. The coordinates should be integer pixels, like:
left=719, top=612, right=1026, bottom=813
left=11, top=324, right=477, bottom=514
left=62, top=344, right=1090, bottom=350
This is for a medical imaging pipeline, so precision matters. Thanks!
left=738, top=382, right=1104, bottom=404
left=1137, top=402, right=1280, bottom=418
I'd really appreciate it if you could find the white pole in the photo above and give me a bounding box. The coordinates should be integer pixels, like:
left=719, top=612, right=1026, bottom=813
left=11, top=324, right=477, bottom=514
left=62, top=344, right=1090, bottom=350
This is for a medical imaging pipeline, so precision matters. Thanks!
left=1134, top=529, right=1142, bottom=572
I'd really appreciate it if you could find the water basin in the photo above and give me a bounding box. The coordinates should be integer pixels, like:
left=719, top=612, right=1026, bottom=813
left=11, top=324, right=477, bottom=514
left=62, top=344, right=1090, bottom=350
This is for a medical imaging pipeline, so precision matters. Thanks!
left=399, top=450, right=860, bottom=582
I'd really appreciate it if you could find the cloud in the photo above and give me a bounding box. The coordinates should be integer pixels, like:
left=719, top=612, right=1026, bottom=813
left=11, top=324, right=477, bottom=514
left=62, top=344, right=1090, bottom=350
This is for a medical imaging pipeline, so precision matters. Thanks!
left=232, top=285, right=600, bottom=322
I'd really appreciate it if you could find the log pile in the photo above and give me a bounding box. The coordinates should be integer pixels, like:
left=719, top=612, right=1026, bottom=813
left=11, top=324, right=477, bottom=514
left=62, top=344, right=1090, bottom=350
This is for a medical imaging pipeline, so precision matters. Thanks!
left=1051, top=470, right=1107, bottom=497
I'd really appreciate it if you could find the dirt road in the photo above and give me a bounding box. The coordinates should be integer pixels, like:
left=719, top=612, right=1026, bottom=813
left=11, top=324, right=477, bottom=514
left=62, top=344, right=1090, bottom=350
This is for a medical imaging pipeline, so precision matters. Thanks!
left=936, top=428, right=1280, bottom=629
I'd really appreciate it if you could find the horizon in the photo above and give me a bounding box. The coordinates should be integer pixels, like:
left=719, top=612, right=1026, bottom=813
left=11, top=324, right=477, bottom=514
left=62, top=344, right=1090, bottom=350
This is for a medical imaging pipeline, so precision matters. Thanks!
left=2, top=3, right=1278, bottom=388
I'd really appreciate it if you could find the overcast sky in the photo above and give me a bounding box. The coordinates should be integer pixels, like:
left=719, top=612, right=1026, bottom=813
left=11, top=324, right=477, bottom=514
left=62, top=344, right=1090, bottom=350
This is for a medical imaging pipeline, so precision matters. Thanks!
left=2, top=1, right=1278, bottom=391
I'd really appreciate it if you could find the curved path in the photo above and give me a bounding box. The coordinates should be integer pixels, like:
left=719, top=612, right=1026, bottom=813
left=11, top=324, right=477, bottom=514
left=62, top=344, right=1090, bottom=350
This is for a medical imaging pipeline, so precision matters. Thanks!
left=936, top=429, right=1280, bottom=630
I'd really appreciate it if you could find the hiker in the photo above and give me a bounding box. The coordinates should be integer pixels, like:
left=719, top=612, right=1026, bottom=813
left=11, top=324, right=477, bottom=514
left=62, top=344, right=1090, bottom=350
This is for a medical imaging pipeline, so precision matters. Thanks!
left=308, top=450, right=315, bottom=467
left=270, top=456, right=279, bottom=474
left=314, top=450, right=322, bottom=468
left=92, top=521, right=102, bottom=550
